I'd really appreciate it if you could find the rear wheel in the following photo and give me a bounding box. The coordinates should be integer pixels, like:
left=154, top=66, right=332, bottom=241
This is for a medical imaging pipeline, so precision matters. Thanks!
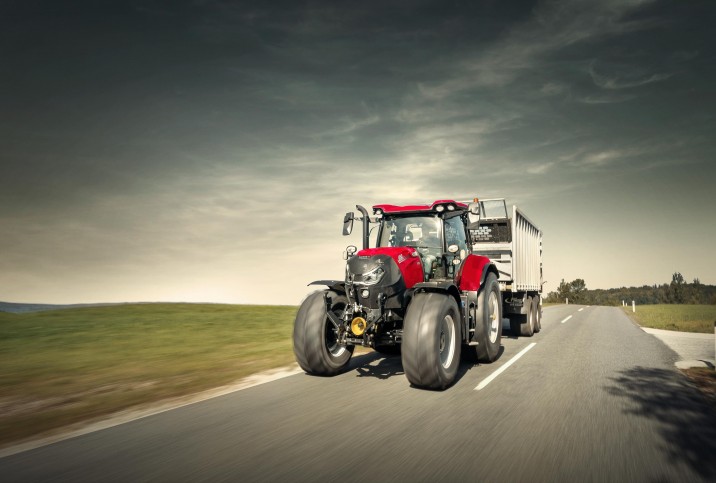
left=521, top=296, right=535, bottom=337
left=509, top=296, right=535, bottom=337
left=533, top=296, right=542, bottom=333
left=293, top=290, right=354, bottom=376
left=473, top=273, right=502, bottom=363
left=402, top=292, right=461, bottom=390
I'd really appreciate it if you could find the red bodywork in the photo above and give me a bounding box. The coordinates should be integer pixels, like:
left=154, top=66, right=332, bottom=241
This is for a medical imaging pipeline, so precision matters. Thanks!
left=456, top=254, right=492, bottom=292
left=373, top=200, right=468, bottom=214
left=357, top=247, right=424, bottom=289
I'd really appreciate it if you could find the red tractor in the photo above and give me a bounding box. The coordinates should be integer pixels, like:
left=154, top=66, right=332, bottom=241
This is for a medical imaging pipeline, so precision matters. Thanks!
left=293, top=198, right=541, bottom=389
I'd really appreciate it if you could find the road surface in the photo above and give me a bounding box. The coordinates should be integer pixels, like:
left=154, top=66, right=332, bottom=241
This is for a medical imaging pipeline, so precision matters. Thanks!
left=2, top=305, right=715, bottom=482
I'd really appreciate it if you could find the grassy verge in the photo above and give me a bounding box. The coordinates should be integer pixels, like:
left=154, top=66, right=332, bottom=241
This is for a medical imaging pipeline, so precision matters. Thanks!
left=0, top=303, right=298, bottom=447
left=620, top=304, right=716, bottom=333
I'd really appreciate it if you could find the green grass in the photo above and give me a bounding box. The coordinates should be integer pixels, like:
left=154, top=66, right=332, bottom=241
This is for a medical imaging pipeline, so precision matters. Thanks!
left=0, top=303, right=297, bottom=446
left=621, top=304, right=716, bottom=333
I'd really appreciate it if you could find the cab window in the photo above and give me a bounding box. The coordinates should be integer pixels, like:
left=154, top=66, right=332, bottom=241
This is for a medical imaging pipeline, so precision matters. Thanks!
left=445, top=216, right=468, bottom=254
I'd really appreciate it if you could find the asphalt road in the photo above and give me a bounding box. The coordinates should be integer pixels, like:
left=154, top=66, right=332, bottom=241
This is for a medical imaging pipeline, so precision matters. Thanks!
left=2, top=306, right=715, bottom=482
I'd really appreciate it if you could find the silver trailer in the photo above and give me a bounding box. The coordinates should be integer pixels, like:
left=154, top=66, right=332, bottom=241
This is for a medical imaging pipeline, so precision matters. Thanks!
left=469, top=199, right=543, bottom=336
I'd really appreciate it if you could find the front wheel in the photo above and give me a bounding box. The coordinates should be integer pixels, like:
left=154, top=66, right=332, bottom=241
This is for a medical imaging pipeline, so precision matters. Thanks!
left=402, top=292, right=461, bottom=390
left=293, top=291, right=354, bottom=376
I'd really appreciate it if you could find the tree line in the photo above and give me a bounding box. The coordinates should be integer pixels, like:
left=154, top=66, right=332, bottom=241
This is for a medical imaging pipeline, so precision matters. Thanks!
left=544, top=273, right=716, bottom=306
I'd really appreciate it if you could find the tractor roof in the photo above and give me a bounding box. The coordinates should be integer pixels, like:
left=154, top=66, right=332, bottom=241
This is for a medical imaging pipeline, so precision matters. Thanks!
left=372, top=200, right=468, bottom=215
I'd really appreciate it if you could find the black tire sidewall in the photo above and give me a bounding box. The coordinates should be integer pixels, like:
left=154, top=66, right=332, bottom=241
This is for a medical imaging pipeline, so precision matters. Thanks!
left=402, top=292, right=461, bottom=390
left=293, top=290, right=353, bottom=375
left=475, top=273, right=502, bottom=362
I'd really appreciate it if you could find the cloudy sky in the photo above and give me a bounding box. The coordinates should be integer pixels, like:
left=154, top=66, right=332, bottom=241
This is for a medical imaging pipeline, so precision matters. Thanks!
left=2, top=0, right=714, bottom=305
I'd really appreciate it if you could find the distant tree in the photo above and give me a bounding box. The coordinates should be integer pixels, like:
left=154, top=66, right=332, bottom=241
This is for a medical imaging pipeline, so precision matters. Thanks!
left=571, top=278, right=587, bottom=303
left=544, top=273, right=715, bottom=306
left=556, top=279, right=572, bottom=302
left=670, top=272, right=685, bottom=303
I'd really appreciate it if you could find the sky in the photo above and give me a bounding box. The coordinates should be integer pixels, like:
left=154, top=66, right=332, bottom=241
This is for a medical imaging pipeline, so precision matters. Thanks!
left=1, top=0, right=715, bottom=305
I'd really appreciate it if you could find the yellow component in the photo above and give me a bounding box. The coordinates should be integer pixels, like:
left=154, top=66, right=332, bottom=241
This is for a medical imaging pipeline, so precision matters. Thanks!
left=351, top=317, right=367, bottom=336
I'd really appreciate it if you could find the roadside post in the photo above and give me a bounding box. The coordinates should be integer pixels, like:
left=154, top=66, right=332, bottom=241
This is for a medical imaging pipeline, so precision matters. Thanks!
left=632, top=300, right=635, bottom=313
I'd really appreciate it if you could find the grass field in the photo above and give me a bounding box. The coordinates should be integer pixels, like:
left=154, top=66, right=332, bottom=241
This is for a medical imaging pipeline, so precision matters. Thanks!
left=0, top=303, right=297, bottom=446
left=621, top=304, right=716, bottom=333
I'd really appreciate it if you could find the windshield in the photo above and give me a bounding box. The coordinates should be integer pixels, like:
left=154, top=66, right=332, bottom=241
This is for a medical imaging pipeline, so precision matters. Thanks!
left=378, top=216, right=442, bottom=249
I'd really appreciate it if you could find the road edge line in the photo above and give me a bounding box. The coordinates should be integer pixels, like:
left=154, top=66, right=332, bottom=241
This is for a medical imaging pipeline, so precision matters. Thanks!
left=0, top=364, right=303, bottom=459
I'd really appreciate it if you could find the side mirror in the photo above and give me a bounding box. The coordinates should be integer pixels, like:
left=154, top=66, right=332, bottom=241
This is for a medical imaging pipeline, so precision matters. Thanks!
left=342, top=212, right=354, bottom=236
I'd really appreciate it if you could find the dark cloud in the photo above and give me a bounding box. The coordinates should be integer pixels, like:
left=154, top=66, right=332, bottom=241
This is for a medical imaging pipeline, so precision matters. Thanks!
left=1, top=0, right=714, bottom=303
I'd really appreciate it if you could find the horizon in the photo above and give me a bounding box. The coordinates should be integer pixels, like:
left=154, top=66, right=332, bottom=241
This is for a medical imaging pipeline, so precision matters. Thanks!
left=2, top=275, right=712, bottom=308
left=2, top=1, right=715, bottom=305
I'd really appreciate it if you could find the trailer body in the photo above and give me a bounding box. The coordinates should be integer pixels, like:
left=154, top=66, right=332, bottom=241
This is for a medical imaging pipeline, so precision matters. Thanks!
left=469, top=199, right=542, bottom=330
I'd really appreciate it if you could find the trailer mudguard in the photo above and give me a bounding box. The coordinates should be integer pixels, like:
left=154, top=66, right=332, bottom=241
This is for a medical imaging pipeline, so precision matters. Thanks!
left=456, top=255, right=495, bottom=292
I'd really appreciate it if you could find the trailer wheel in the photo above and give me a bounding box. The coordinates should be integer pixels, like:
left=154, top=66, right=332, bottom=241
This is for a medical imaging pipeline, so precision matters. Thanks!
left=473, top=273, right=502, bottom=362
left=533, top=297, right=542, bottom=333
left=521, top=296, right=535, bottom=337
left=293, top=290, right=354, bottom=376
left=509, top=297, right=535, bottom=337
left=402, top=292, right=461, bottom=390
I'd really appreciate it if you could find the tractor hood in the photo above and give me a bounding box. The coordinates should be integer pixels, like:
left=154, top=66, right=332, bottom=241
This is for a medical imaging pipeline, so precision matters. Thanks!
left=346, top=247, right=423, bottom=310
left=351, top=247, right=424, bottom=289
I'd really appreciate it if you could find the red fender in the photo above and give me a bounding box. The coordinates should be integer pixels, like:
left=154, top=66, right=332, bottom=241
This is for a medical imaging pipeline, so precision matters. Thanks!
left=456, top=254, right=493, bottom=292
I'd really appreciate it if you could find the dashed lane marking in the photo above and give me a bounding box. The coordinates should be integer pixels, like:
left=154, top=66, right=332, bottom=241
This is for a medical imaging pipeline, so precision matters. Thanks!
left=561, top=315, right=573, bottom=324
left=578, top=308, right=584, bottom=312
left=475, top=343, right=537, bottom=390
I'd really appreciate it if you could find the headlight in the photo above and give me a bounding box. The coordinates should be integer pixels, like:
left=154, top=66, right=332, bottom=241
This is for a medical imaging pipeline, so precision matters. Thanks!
left=360, top=266, right=385, bottom=285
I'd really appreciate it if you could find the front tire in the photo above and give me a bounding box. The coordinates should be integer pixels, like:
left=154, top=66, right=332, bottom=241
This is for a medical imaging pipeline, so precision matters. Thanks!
left=402, top=292, right=462, bottom=390
left=473, top=273, right=502, bottom=363
left=293, top=290, right=354, bottom=376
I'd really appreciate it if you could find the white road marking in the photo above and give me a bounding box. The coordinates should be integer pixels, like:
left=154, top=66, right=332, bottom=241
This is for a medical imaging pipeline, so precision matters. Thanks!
left=561, top=315, right=573, bottom=324
left=578, top=308, right=584, bottom=312
left=475, top=343, right=537, bottom=390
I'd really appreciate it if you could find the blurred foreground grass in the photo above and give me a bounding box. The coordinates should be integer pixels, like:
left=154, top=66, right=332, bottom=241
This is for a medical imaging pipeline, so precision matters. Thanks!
left=622, top=304, right=716, bottom=333
left=0, top=303, right=297, bottom=446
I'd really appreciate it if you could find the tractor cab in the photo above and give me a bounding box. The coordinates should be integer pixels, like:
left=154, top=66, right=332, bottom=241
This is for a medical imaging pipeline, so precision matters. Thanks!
left=372, top=201, right=472, bottom=281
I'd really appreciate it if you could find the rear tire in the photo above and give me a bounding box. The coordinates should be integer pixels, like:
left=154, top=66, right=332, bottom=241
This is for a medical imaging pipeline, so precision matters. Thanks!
left=293, top=290, right=354, bottom=376
left=402, top=292, right=462, bottom=390
left=509, top=297, right=535, bottom=337
left=521, top=296, right=535, bottom=337
left=473, top=273, right=502, bottom=363
left=533, top=296, right=542, bottom=333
